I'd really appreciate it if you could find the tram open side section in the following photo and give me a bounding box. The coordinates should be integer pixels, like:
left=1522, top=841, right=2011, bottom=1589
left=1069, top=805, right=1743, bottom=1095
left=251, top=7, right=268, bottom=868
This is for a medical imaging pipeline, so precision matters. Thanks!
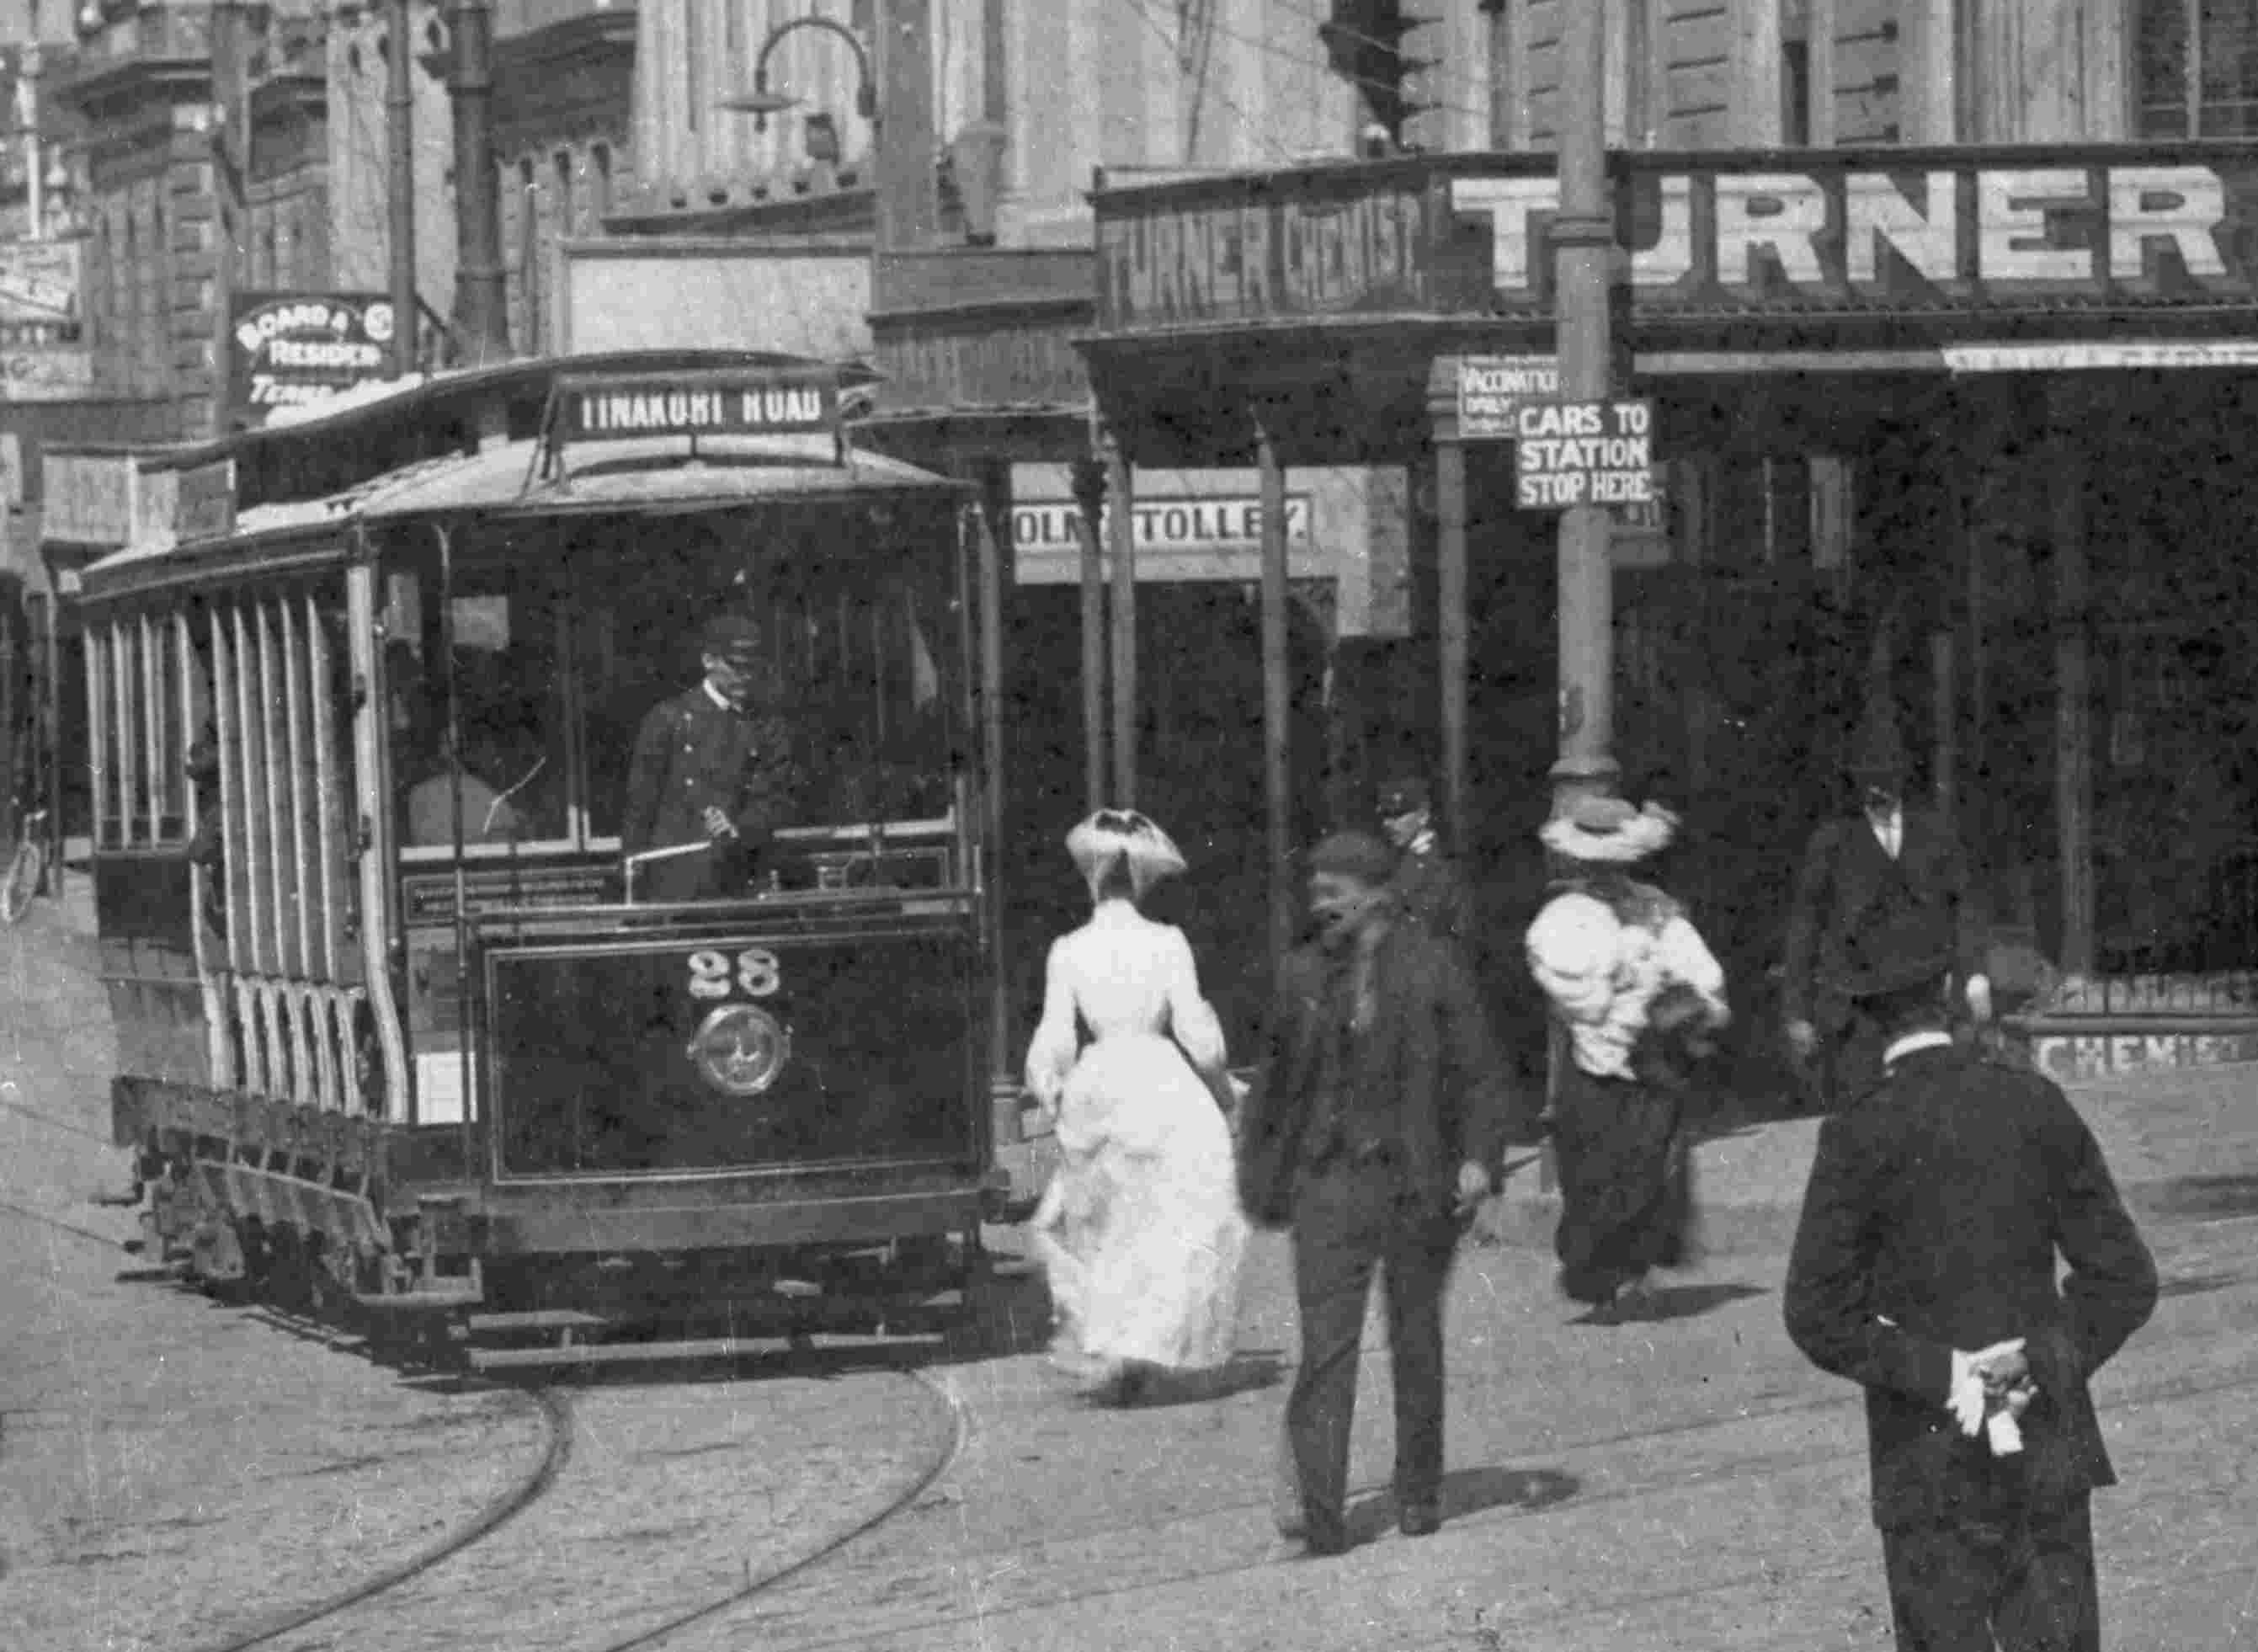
left=88, top=365, right=1012, bottom=1342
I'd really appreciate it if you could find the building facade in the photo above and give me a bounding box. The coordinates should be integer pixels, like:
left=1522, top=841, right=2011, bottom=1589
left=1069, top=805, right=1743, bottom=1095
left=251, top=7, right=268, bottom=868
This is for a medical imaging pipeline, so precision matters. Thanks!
left=1079, top=0, right=2258, bottom=1081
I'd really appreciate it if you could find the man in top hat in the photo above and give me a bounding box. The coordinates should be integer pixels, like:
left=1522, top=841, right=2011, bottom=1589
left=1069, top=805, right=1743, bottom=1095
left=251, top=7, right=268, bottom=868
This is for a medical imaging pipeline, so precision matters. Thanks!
left=1784, top=907, right=2156, bottom=1652
left=620, top=612, right=801, bottom=903
left=1782, top=700, right=1988, bottom=1111
left=1377, top=772, right=1476, bottom=953
left=1238, top=829, right=1521, bottom=1556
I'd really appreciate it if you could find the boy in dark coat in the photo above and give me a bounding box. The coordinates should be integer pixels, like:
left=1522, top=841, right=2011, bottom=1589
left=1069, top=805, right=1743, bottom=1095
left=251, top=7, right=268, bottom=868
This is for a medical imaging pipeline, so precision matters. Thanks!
left=1784, top=908, right=2157, bottom=1652
left=1238, top=831, right=1520, bottom=1556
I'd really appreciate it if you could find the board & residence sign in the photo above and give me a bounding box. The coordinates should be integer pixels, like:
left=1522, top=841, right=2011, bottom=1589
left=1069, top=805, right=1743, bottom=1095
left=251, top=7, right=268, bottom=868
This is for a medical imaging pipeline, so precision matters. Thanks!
left=1092, top=143, right=2258, bottom=338
left=229, top=291, right=396, bottom=425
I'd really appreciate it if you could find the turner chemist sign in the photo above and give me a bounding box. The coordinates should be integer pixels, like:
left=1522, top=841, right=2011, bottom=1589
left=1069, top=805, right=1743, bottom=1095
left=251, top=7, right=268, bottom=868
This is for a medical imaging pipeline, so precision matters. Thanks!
left=230, top=292, right=395, bottom=424
left=1094, top=147, right=2258, bottom=330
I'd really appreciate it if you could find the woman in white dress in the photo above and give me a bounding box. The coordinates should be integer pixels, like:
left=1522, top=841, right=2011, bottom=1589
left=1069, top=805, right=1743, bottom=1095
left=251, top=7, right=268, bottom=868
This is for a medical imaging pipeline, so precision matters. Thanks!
left=1025, top=810, right=1249, bottom=1403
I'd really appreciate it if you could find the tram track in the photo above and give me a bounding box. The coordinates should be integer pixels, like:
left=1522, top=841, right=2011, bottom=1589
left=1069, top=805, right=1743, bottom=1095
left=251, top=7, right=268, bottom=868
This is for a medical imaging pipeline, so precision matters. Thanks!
left=185, top=1362, right=966, bottom=1652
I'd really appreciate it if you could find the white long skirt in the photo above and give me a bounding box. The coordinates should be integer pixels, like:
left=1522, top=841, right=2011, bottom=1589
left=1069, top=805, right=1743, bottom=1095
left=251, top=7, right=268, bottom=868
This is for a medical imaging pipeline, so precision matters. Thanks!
left=1028, top=1032, right=1248, bottom=1372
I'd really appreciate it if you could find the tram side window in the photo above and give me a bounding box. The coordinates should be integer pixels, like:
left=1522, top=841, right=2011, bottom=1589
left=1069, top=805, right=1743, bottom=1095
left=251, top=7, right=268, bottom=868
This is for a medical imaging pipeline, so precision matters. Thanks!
left=390, top=569, right=571, bottom=850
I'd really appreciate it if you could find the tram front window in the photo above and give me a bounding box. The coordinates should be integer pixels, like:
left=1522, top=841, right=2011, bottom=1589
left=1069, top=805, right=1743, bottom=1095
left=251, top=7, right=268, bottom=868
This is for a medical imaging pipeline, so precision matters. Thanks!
left=384, top=522, right=961, bottom=882
left=583, top=540, right=961, bottom=891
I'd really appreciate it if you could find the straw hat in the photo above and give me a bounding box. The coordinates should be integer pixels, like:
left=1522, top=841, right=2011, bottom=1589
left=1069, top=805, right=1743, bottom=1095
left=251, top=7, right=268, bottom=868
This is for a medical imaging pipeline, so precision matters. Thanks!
left=1538, top=795, right=1680, bottom=865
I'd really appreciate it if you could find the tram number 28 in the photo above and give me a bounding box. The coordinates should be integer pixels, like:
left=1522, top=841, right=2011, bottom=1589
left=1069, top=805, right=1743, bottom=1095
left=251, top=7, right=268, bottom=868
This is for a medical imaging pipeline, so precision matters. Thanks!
left=686, top=947, right=783, bottom=1000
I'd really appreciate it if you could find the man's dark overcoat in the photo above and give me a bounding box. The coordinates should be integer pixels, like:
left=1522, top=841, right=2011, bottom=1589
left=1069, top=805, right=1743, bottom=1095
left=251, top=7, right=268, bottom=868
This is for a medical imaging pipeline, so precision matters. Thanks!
left=1389, top=848, right=1477, bottom=955
left=1782, top=811, right=1986, bottom=1043
left=1783, top=1043, right=2158, bottom=1532
left=1238, top=916, right=1518, bottom=1228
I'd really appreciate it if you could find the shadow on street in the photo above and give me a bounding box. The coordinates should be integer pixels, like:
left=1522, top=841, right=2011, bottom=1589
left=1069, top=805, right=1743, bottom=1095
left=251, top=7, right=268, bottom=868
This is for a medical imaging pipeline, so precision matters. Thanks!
left=1344, top=1465, right=1581, bottom=1545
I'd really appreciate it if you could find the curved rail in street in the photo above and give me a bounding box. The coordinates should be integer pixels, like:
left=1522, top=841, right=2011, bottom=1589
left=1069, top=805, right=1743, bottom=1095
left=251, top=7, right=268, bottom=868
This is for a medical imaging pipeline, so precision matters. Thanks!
left=178, top=1363, right=964, bottom=1652
left=194, top=1385, right=575, bottom=1652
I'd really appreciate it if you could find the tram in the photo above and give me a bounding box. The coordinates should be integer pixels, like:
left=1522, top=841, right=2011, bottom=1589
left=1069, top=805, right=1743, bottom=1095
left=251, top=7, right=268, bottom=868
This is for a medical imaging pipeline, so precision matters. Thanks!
left=83, top=355, right=1015, bottom=1367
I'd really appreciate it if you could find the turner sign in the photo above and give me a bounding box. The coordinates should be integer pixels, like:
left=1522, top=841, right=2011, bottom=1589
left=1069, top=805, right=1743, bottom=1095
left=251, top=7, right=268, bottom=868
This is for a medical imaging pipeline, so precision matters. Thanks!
left=1452, top=164, right=2245, bottom=301
left=1092, top=147, right=2258, bottom=331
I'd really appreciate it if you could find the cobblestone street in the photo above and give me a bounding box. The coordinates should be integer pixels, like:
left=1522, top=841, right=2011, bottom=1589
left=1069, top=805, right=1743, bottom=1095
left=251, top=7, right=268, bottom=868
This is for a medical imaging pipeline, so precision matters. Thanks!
left=5, top=886, right=2255, bottom=1651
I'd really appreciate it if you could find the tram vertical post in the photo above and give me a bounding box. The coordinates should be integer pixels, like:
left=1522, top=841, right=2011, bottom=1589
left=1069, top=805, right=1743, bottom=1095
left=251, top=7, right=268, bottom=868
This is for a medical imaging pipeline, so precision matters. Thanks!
left=1257, top=421, right=1294, bottom=978
left=1549, top=0, right=1620, bottom=820
left=385, top=0, right=418, bottom=379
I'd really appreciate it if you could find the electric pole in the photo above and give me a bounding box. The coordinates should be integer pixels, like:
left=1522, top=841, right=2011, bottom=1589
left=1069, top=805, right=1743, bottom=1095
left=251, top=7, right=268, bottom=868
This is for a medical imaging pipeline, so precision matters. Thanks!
left=209, top=0, right=249, bottom=434
left=386, top=0, right=418, bottom=378
left=449, top=0, right=509, bottom=363
left=1549, top=0, right=1620, bottom=817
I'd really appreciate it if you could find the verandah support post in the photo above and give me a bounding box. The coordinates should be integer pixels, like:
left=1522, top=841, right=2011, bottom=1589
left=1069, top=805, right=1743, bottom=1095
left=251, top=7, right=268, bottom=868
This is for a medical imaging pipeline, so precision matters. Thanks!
left=1257, top=419, right=1294, bottom=978
left=2052, top=386, right=2095, bottom=977
left=1105, top=429, right=1137, bottom=807
left=1422, top=357, right=1471, bottom=853
left=973, top=459, right=1015, bottom=1121
left=1071, top=456, right=1108, bottom=813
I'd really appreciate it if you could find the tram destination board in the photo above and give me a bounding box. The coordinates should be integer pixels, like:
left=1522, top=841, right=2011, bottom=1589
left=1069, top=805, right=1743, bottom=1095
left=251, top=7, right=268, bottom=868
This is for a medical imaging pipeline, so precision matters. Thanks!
left=1515, top=399, right=1656, bottom=509
left=557, top=370, right=842, bottom=442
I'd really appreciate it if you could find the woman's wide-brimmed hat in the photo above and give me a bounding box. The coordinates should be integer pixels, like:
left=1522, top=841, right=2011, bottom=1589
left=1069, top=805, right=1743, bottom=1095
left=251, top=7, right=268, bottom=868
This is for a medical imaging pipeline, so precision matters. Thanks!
left=1538, top=794, right=1680, bottom=865
left=1066, top=809, right=1188, bottom=898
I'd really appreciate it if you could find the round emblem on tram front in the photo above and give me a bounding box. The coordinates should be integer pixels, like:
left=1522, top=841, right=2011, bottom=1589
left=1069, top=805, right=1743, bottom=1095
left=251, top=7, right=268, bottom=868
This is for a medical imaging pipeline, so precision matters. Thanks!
left=687, top=1003, right=791, bottom=1096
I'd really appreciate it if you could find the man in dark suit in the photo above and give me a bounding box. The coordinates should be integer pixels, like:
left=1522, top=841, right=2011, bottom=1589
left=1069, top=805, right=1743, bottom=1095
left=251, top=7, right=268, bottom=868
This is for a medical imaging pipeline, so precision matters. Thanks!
left=1784, top=908, right=2157, bottom=1652
left=1783, top=702, right=1989, bottom=1110
left=620, top=613, right=800, bottom=902
left=1238, top=830, right=1520, bottom=1556
left=1377, top=772, right=1476, bottom=953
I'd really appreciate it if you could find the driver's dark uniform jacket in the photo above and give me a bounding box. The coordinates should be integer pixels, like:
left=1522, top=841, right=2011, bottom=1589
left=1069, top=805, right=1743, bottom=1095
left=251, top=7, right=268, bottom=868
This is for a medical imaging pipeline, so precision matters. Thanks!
left=620, top=685, right=799, bottom=900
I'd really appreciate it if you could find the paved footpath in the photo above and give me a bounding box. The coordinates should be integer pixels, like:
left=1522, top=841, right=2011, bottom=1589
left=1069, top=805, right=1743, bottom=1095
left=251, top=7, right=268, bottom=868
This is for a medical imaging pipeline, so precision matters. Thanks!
left=709, top=1063, right=2258, bottom=1652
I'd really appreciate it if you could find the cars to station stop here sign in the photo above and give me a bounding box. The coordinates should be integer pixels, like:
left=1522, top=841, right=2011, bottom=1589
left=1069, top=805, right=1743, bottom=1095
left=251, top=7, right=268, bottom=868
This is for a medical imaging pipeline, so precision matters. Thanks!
left=1514, top=400, right=1656, bottom=509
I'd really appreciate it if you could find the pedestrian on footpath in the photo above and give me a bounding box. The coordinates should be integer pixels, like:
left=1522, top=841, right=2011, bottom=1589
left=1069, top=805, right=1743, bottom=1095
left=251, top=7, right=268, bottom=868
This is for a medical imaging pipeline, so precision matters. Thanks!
left=1782, top=698, right=1989, bottom=1112
left=1236, top=830, right=1520, bottom=1556
left=1526, top=795, right=1730, bottom=1320
left=1783, top=908, right=2158, bottom=1652
left=1377, top=771, right=1476, bottom=954
left=1024, top=810, right=1249, bottom=1405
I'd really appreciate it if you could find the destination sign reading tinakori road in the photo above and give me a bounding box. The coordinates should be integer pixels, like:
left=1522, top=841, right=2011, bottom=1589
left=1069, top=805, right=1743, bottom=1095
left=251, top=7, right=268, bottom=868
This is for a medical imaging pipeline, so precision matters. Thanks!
left=1515, top=401, right=1655, bottom=509
left=562, top=376, right=839, bottom=441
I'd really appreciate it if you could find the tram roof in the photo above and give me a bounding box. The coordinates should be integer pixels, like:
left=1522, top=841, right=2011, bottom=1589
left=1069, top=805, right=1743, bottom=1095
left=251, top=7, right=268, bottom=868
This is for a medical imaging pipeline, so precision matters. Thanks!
left=80, top=433, right=969, bottom=597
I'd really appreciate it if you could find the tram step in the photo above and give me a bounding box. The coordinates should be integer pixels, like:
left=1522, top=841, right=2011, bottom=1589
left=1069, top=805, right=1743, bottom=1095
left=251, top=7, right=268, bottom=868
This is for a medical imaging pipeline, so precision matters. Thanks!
left=464, top=1308, right=612, bottom=1335
left=354, top=1286, right=485, bottom=1314
left=466, top=1329, right=938, bottom=1372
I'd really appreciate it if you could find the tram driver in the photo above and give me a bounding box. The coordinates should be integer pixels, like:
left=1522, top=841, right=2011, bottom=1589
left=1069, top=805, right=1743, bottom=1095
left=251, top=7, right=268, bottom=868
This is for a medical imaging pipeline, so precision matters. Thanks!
left=620, top=612, right=801, bottom=902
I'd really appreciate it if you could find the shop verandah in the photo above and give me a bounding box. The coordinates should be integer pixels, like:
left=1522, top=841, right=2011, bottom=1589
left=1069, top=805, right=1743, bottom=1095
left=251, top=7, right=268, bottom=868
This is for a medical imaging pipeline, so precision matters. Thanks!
left=1074, top=141, right=2258, bottom=1084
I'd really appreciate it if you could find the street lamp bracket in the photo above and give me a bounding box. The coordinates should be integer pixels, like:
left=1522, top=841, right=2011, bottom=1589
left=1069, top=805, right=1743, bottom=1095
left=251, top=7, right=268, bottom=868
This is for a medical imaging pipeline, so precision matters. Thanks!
left=718, top=13, right=877, bottom=134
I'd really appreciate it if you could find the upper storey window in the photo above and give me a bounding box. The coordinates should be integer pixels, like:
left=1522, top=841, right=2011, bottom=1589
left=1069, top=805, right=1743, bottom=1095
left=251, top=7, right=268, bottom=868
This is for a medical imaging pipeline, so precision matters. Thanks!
left=2140, top=0, right=2258, bottom=136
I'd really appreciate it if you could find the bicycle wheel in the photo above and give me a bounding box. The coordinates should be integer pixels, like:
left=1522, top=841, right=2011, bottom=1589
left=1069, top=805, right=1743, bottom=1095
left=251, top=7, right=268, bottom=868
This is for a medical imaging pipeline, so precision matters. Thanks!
left=0, top=837, right=42, bottom=925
